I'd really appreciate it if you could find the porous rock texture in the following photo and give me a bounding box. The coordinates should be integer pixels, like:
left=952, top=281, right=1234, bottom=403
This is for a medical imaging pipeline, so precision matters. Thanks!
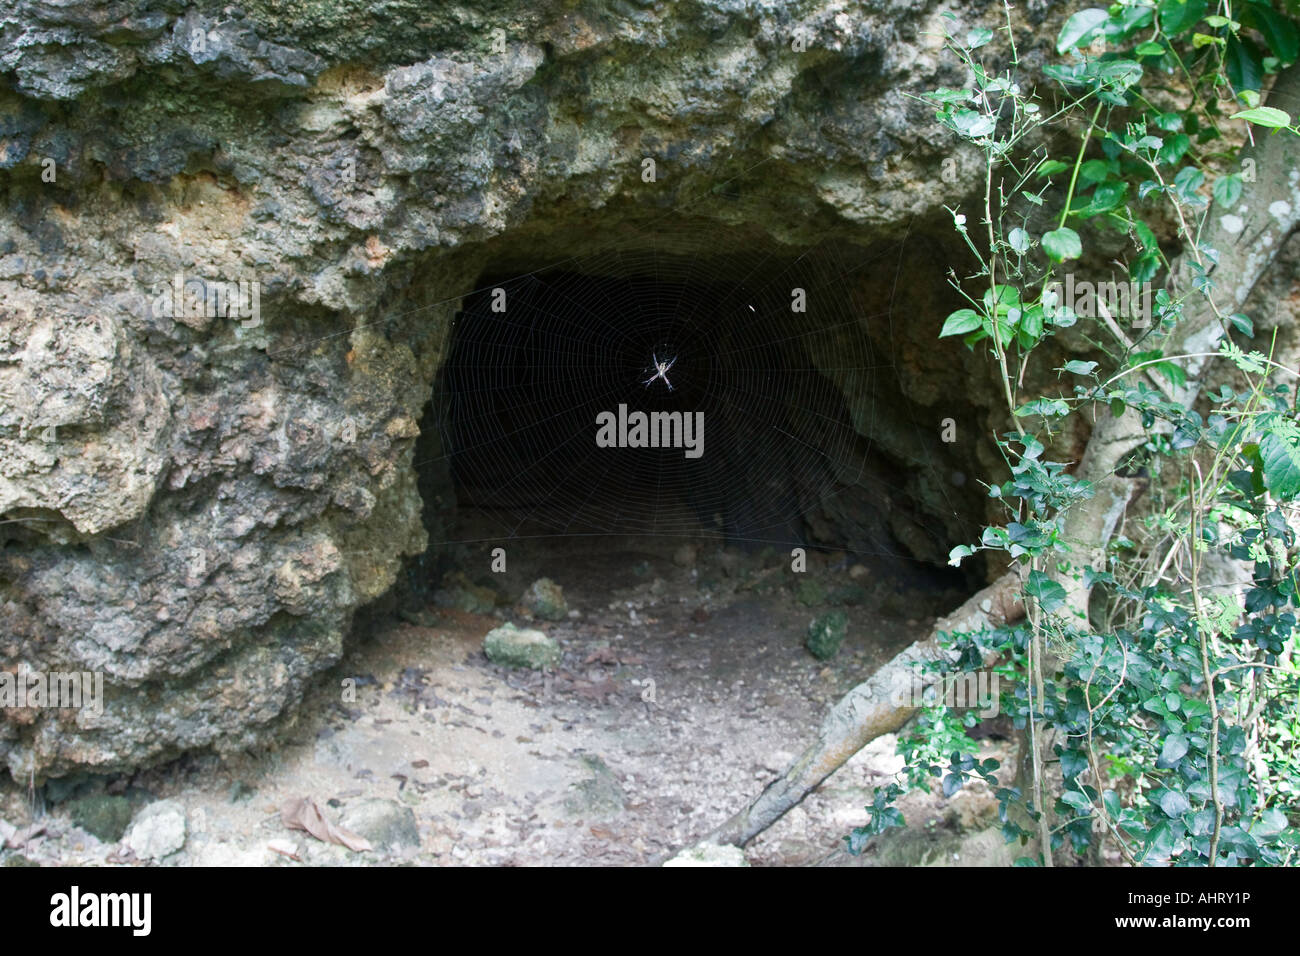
left=0, top=0, right=1064, bottom=777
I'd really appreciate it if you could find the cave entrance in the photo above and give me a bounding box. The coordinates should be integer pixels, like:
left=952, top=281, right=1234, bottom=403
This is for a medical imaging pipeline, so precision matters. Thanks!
left=403, top=229, right=974, bottom=614
left=434, top=267, right=859, bottom=544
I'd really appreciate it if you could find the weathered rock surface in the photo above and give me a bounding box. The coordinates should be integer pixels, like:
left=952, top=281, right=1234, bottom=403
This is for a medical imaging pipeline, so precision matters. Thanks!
left=483, top=622, right=560, bottom=670
left=0, top=0, right=1145, bottom=778
left=123, top=798, right=187, bottom=860
left=519, top=577, right=567, bottom=621
left=806, top=609, right=848, bottom=660
left=337, top=797, right=420, bottom=853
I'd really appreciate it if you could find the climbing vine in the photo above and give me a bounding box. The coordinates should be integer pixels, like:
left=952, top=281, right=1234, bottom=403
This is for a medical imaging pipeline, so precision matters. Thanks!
left=851, top=0, right=1300, bottom=866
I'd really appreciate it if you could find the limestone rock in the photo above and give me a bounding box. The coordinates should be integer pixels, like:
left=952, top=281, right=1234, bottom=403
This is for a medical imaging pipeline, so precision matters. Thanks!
left=434, top=572, right=498, bottom=614
left=0, top=0, right=1079, bottom=777
left=66, top=794, right=133, bottom=843
left=123, top=799, right=187, bottom=861
left=519, top=577, right=568, bottom=621
left=484, top=623, right=560, bottom=669
left=806, top=610, right=849, bottom=660
left=337, top=798, right=420, bottom=853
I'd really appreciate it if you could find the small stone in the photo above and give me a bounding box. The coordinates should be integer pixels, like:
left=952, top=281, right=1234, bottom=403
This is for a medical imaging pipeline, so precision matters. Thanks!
left=483, top=622, right=560, bottom=669
left=123, top=799, right=187, bottom=861
left=66, top=794, right=133, bottom=843
left=519, top=577, right=568, bottom=620
left=399, top=607, right=441, bottom=627
left=663, top=842, right=749, bottom=867
left=848, top=563, right=869, bottom=580
left=338, top=798, right=421, bottom=852
left=806, top=610, right=849, bottom=660
left=434, top=571, right=497, bottom=614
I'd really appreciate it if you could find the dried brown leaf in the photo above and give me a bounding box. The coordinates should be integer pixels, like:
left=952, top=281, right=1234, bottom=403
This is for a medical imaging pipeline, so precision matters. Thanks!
left=280, top=796, right=372, bottom=853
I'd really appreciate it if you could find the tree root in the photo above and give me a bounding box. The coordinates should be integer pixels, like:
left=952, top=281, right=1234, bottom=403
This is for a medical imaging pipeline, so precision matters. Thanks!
left=705, top=569, right=1025, bottom=848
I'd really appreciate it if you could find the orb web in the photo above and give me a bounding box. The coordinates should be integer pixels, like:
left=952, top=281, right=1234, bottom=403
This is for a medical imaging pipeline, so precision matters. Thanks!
left=431, top=222, right=913, bottom=548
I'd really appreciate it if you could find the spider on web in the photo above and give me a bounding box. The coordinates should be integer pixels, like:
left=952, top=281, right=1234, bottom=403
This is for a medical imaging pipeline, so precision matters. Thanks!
left=642, top=352, right=676, bottom=392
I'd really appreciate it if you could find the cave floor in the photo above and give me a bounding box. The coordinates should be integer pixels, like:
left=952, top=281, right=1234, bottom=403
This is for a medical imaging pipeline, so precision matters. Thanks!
left=4, top=530, right=1015, bottom=867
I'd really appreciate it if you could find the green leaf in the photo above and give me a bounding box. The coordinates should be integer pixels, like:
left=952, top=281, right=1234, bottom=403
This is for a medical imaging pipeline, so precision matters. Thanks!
left=940, top=308, right=982, bottom=337
left=1229, top=312, right=1254, bottom=336
left=948, top=544, right=974, bottom=567
left=1042, top=227, right=1082, bottom=262
left=1079, top=180, right=1128, bottom=216
left=1099, top=59, right=1144, bottom=91
left=1230, top=106, right=1293, bottom=128
left=1064, top=360, right=1098, bottom=375
left=1153, top=111, right=1184, bottom=132
left=1136, top=41, right=1166, bottom=56
left=1157, top=788, right=1191, bottom=818
left=1132, top=220, right=1158, bottom=252
left=1173, top=166, right=1205, bottom=202
left=1158, top=0, right=1207, bottom=37
left=1016, top=306, right=1044, bottom=347
left=1036, top=160, right=1071, bottom=177
left=1025, top=570, right=1068, bottom=613
left=1008, top=227, right=1031, bottom=254
left=1131, top=252, right=1160, bottom=284
left=1259, top=424, right=1300, bottom=498
left=942, top=772, right=963, bottom=798
left=951, top=109, right=997, bottom=138
left=983, top=284, right=1021, bottom=315
left=1213, top=173, right=1244, bottom=207
left=1153, top=360, right=1188, bottom=390
left=1157, top=132, right=1191, bottom=165
left=1015, top=398, right=1070, bottom=417
left=1056, top=8, right=1110, bottom=53
left=1061, top=790, right=1093, bottom=811
left=1157, top=734, right=1190, bottom=768
left=1246, top=0, right=1300, bottom=63
left=1226, top=35, right=1264, bottom=94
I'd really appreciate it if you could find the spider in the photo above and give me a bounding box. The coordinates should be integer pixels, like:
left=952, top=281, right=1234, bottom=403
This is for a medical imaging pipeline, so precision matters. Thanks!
left=642, top=352, right=676, bottom=391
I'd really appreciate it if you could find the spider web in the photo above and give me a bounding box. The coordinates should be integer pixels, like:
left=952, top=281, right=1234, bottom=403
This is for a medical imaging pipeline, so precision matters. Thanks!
left=415, top=212, right=969, bottom=559
left=258, top=167, right=974, bottom=561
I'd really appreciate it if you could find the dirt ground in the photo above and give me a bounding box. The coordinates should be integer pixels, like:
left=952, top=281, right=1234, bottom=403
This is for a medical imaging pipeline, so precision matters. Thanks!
left=0, top=521, right=1018, bottom=867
